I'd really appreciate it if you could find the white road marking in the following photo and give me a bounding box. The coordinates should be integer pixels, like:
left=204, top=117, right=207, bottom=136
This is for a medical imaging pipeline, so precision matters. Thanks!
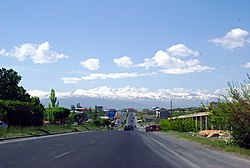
left=54, top=151, right=71, bottom=159
left=151, top=138, right=200, bottom=168
left=89, top=140, right=96, bottom=145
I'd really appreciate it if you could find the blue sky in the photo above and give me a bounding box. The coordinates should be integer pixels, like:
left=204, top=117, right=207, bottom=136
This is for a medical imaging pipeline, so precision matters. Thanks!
left=0, top=0, right=250, bottom=102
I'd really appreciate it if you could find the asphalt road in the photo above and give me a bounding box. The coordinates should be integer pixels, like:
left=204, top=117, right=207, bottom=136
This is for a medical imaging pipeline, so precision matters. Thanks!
left=0, top=129, right=250, bottom=168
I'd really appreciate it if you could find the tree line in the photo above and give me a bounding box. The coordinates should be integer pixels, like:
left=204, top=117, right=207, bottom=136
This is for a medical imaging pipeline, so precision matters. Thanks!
left=0, top=68, right=44, bottom=126
left=0, top=68, right=70, bottom=127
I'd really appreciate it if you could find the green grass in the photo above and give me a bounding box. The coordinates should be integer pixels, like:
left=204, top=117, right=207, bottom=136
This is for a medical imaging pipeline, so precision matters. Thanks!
left=0, top=124, right=107, bottom=139
left=166, top=131, right=250, bottom=157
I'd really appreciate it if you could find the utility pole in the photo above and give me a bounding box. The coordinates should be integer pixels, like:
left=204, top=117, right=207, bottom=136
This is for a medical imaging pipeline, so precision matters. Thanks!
left=170, top=99, right=173, bottom=118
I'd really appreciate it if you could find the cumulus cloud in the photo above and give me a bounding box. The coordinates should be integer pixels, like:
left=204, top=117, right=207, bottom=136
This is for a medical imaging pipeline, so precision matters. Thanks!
left=138, top=49, right=213, bottom=74
left=113, top=56, right=134, bottom=68
left=241, top=62, right=250, bottom=68
left=79, top=58, right=100, bottom=71
left=82, top=72, right=156, bottom=80
left=137, top=58, right=157, bottom=69
left=61, top=77, right=82, bottom=84
left=0, top=42, right=68, bottom=64
left=209, top=28, right=250, bottom=49
left=112, top=44, right=209, bottom=74
left=167, top=44, right=199, bottom=57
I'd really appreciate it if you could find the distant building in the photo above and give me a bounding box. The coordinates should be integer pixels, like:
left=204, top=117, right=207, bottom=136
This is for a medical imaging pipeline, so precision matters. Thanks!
left=159, top=108, right=170, bottom=119
left=142, top=108, right=150, bottom=113
left=126, top=108, right=137, bottom=112
left=74, top=107, right=89, bottom=114
left=95, top=105, right=103, bottom=112
left=152, top=107, right=160, bottom=118
left=152, top=107, right=170, bottom=119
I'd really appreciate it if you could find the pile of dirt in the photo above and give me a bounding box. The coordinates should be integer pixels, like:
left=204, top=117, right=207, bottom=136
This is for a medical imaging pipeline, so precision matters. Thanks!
left=198, top=130, right=230, bottom=140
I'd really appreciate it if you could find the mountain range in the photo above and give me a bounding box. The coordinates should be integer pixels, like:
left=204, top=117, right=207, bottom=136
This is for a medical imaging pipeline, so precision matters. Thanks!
left=28, top=86, right=221, bottom=109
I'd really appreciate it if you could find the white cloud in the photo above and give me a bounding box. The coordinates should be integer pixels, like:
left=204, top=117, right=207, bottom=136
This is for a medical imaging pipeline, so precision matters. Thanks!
left=0, top=42, right=68, bottom=64
left=79, top=58, right=100, bottom=71
left=139, top=50, right=213, bottom=74
left=167, top=44, right=199, bottom=57
left=137, top=58, right=157, bottom=69
left=82, top=72, right=156, bottom=80
left=61, top=77, right=82, bottom=84
left=209, top=28, right=250, bottom=49
left=241, top=62, right=250, bottom=68
left=113, top=56, right=134, bottom=68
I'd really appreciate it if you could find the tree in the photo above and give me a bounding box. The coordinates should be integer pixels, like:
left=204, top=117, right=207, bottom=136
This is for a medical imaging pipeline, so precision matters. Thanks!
left=76, top=103, right=82, bottom=108
left=54, top=107, right=70, bottom=124
left=0, top=68, right=45, bottom=127
left=50, top=88, right=57, bottom=108
left=211, top=74, right=250, bottom=148
left=0, top=68, right=30, bottom=101
left=71, top=105, right=76, bottom=112
left=0, top=99, right=44, bottom=127
left=46, top=103, right=54, bottom=123
left=31, top=97, right=45, bottom=126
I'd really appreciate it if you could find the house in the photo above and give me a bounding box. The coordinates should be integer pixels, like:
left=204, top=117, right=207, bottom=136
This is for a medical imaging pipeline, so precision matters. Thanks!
left=152, top=107, right=170, bottom=119
left=159, top=108, right=171, bottom=119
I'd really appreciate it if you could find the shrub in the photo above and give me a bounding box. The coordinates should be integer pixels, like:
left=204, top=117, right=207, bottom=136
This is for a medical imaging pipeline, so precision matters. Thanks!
left=160, top=118, right=197, bottom=132
left=210, top=75, right=250, bottom=148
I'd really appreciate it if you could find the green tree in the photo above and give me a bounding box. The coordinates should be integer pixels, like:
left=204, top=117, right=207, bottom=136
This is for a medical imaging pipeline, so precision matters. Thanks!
left=54, top=107, right=70, bottom=124
left=0, top=99, right=44, bottom=127
left=31, top=97, right=45, bottom=126
left=50, top=88, right=57, bottom=108
left=46, top=103, right=54, bottom=123
left=0, top=68, right=44, bottom=127
left=93, top=107, right=98, bottom=121
left=76, top=103, right=82, bottom=108
left=0, top=68, right=30, bottom=101
left=71, top=105, right=76, bottom=112
left=211, top=75, right=250, bottom=148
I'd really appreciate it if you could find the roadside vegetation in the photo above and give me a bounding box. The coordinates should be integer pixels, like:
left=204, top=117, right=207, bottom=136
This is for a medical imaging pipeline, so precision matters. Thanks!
left=0, top=125, right=105, bottom=139
left=159, top=74, right=250, bottom=155
left=168, top=131, right=250, bottom=157
left=208, top=75, right=250, bottom=148
left=160, top=118, right=197, bottom=132
left=0, top=68, right=111, bottom=140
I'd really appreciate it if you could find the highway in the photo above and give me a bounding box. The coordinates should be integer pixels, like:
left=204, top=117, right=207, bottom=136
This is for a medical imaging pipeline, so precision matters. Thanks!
left=0, top=119, right=250, bottom=167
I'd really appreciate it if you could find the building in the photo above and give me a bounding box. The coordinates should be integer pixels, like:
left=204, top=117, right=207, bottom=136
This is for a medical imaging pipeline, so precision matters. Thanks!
left=159, top=108, right=171, bottom=119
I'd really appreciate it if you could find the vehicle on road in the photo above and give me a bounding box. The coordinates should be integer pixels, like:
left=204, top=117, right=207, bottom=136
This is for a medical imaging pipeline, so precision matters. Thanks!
left=124, top=125, right=134, bottom=131
left=145, top=124, right=160, bottom=132
left=0, top=121, right=7, bottom=128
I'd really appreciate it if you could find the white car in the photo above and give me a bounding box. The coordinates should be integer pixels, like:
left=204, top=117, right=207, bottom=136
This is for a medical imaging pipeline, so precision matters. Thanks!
left=0, top=121, right=7, bottom=128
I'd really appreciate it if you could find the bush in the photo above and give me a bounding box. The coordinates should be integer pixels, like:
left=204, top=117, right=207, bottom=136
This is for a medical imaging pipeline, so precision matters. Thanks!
left=210, top=75, right=250, bottom=148
left=160, top=118, right=197, bottom=132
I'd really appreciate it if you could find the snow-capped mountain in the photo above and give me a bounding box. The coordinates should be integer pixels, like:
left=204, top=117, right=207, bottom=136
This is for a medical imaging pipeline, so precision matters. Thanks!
left=27, top=86, right=221, bottom=109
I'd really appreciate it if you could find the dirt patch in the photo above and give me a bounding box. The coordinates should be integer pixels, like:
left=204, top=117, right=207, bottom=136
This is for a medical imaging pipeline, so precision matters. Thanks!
left=198, top=130, right=230, bottom=140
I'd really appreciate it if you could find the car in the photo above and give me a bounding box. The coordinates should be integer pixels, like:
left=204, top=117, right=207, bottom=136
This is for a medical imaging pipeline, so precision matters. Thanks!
left=145, top=126, right=152, bottom=132
left=124, top=125, right=134, bottom=131
left=0, top=121, right=7, bottom=128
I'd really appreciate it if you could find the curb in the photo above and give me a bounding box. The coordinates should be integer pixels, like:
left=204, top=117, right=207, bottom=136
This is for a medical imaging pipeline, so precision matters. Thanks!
left=0, top=130, right=79, bottom=142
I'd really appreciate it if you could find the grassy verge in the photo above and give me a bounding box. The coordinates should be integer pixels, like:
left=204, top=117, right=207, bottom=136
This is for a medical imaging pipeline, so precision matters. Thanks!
left=0, top=125, right=106, bottom=139
left=166, top=131, right=250, bottom=157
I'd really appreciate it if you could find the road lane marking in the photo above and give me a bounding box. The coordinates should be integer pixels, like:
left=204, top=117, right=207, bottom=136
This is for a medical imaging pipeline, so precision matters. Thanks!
left=54, top=151, right=71, bottom=159
left=89, top=140, right=96, bottom=145
left=224, top=154, right=250, bottom=163
left=151, top=138, right=201, bottom=168
left=141, top=133, right=201, bottom=168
